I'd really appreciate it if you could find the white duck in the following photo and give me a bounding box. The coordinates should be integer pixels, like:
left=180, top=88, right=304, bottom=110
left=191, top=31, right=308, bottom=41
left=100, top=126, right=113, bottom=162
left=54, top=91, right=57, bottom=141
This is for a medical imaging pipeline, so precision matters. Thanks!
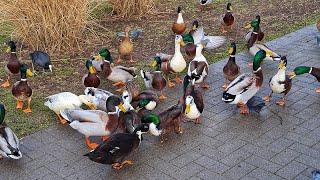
left=0, top=104, right=22, bottom=160
left=222, top=50, right=270, bottom=114
left=84, top=87, right=114, bottom=112
left=160, top=35, right=186, bottom=87
left=44, top=92, right=94, bottom=124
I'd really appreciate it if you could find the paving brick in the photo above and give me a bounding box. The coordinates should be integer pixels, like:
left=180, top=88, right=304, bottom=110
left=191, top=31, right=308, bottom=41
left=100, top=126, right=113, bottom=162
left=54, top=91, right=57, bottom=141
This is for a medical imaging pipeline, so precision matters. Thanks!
left=194, top=156, right=230, bottom=174
left=197, top=170, right=229, bottom=180
left=145, top=157, right=180, bottom=175
left=295, top=154, right=320, bottom=169
left=193, top=144, right=226, bottom=161
left=219, top=149, right=252, bottom=167
left=289, top=143, right=320, bottom=159
left=245, top=155, right=282, bottom=173
left=267, top=137, right=294, bottom=153
left=275, top=161, right=308, bottom=180
left=170, top=151, right=202, bottom=168
left=223, top=162, right=256, bottom=180
left=270, top=149, right=301, bottom=166
left=170, top=162, right=204, bottom=180
left=241, top=168, right=284, bottom=180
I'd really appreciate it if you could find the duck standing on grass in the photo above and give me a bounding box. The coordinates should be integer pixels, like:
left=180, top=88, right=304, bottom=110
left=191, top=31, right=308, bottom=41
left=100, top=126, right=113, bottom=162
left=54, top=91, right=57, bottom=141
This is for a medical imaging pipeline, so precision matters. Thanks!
left=289, top=66, right=320, bottom=93
left=84, top=124, right=149, bottom=169
left=172, top=6, right=186, bottom=35
left=12, top=64, right=33, bottom=113
left=263, top=57, right=292, bottom=106
left=1, top=41, right=21, bottom=88
left=95, top=48, right=137, bottom=92
left=117, top=27, right=134, bottom=63
left=82, top=60, right=100, bottom=88
left=0, top=104, right=22, bottom=160
left=221, top=2, right=235, bottom=33
left=222, top=50, right=270, bottom=114
left=222, top=42, right=240, bottom=88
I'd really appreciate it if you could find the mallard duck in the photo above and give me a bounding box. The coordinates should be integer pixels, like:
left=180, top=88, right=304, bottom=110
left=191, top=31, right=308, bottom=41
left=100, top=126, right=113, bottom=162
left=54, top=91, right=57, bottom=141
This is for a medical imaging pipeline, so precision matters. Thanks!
left=1, top=41, right=22, bottom=88
left=222, top=50, right=270, bottom=114
left=0, top=104, right=22, bottom=160
left=245, top=15, right=264, bottom=42
left=182, top=75, right=204, bottom=124
left=187, top=42, right=210, bottom=88
left=44, top=92, right=94, bottom=124
left=84, top=123, right=149, bottom=169
left=123, top=81, right=158, bottom=113
left=30, top=51, right=52, bottom=74
left=192, top=25, right=227, bottom=50
left=84, top=87, right=114, bottom=111
left=289, top=66, right=320, bottom=93
left=317, top=18, right=320, bottom=31
left=140, top=56, right=167, bottom=99
left=141, top=101, right=183, bottom=143
left=118, top=27, right=134, bottom=63
left=246, top=19, right=280, bottom=66
left=263, top=57, right=292, bottom=106
left=118, top=90, right=140, bottom=133
left=160, top=35, right=186, bottom=87
left=11, top=64, right=33, bottom=113
left=172, top=6, right=186, bottom=34
left=82, top=60, right=100, bottom=88
left=221, top=2, right=234, bottom=33
left=222, top=42, right=240, bottom=88
left=60, top=96, right=126, bottom=149
left=95, top=49, right=137, bottom=92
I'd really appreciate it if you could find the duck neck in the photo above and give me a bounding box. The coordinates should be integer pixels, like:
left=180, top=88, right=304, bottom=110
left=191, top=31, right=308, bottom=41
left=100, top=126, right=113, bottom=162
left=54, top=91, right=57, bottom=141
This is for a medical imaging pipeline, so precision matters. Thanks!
left=149, top=123, right=161, bottom=136
left=228, top=55, right=235, bottom=62
left=177, top=13, right=184, bottom=23
left=254, top=68, right=263, bottom=87
left=276, top=68, right=286, bottom=77
left=107, top=111, right=119, bottom=127
left=175, top=42, right=181, bottom=53
left=310, top=67, right=320, bottom=81
left=103, top=61, right=111, bottom=77
left=20, top=71, right=27, bottom=80
left=195, top=46, right=203, bottom=57
left=10, top=51, right=18, bottom=60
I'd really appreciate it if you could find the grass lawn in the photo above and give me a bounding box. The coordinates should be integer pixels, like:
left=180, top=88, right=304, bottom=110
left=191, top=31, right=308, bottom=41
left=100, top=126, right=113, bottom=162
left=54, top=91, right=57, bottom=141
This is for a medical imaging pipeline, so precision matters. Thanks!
left=0, top=0, right=319, bottom=138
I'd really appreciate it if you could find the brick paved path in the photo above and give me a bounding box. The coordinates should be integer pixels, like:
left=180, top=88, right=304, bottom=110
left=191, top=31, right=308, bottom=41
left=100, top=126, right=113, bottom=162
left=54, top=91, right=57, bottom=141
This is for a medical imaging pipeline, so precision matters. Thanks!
left=0, top=25, right=319, bottom=180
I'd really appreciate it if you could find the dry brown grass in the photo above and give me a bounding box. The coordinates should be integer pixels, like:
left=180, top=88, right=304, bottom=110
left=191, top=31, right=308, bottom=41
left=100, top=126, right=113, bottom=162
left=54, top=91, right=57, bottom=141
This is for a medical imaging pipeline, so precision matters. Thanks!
left=0, top=0, right=106, bottom=53
left=108, top=0, right=155, bottom=18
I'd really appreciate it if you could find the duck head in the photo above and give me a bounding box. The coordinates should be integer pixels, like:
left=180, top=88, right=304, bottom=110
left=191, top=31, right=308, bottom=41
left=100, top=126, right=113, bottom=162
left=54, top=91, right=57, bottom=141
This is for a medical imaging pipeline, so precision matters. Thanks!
left=85, top=60, right=96, bottom=74
left=182, top=34, right=194, bottom=44
left=288, top=66, right=311, bottom=79
left=245, top=19, right=259, bottom=32
left=229, top=42, right=237, bottom=55
left=106, top=95, right=126, bottom=113
left=227, top=2, right=233, bottom=12
left=256, top=15, right=261, bottom=24
left=134, top=123, right=150, bottom=141
left=78, top=95, right=95, bottom=109
left=0, top=104, right=5, bottom=124
left=6, top=41, right=16, bottom=53
left=175, top=35, right=186, bottom=46
left=95, top=48, right=113, bottom=63
left=192, top=20, right=199, bottom=30
left=20, top=64, right=33, bottom=79
left=152, top=56, right=162, bottom=71
left=278, top=56, right=287, bottom=71
left=253, top=50, right=270, bottom=72
left=141, top=114, right=161, bottom=136
left=136, top=99, right=157, bottom=111
left=185, top=96, right=194, bottom=114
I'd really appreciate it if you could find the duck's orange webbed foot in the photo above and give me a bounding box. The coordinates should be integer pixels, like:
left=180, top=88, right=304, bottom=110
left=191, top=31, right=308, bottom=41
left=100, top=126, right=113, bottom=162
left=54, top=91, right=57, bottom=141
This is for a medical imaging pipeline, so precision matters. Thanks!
left=85, top=137, right=99, bottom=149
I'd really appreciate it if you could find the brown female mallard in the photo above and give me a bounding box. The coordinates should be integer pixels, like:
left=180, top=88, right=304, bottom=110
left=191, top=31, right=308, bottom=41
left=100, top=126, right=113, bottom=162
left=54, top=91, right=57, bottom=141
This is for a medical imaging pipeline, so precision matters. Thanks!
left=118, top=27, right=134, bottom=63
left=11, top=64, right=33, bottom=113
left=2, top=41, right=22, bottom=88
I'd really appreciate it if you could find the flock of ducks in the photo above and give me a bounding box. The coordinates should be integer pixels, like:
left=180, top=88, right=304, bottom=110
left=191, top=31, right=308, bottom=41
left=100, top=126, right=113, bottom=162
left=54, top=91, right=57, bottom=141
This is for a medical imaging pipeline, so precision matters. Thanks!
left=0, top=3, right=320, bottom=170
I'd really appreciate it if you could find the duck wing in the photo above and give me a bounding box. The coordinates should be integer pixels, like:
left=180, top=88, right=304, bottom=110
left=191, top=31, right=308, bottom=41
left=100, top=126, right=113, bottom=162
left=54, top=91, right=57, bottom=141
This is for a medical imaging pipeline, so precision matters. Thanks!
left=0, top=126, right=21, bottom=159
left=60, top=109, right=107, bottom=123
left=140, top=70, right=153, bottom=89
left=119, top=110, right=140, bottom=133
left=203, top=35, right=227, bottom=49
left=30, top=51, right=51, bottom=68
left=158, top=103, right=182, bottom=125
left=192, top=26, right=205, bottom=45
left=84, top=87, right=113, bottom=100
left=225, top=73, right=255, bottom=95
left=156, top=53, right=173, bottom=62
left=114, top=66, right=137, bottom=78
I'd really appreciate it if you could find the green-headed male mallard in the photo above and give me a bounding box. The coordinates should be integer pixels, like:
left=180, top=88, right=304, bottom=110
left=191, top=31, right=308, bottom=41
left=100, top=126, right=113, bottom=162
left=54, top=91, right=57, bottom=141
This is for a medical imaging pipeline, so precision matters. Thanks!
left=84, top=123, right=149, bottom=169
left=289, top=66, right=320, bottom=93
left=0, top=104, right=22, bottom=160
left=263, top=57, right=292, bottom=106
left=95, top=49, right=137, bottom=92
left=2, top=41, right=22, bottom=88
left=11, top=64, right=33, bottom=113
left=221, top=2, right=235, bottom=33
left=222, top=50, right=270, bottom=114
left=245, top=15, right=264, bottom=42
left=222, top=42, right=240, bottom=88
left=82, top=59, right=100, bottom=88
